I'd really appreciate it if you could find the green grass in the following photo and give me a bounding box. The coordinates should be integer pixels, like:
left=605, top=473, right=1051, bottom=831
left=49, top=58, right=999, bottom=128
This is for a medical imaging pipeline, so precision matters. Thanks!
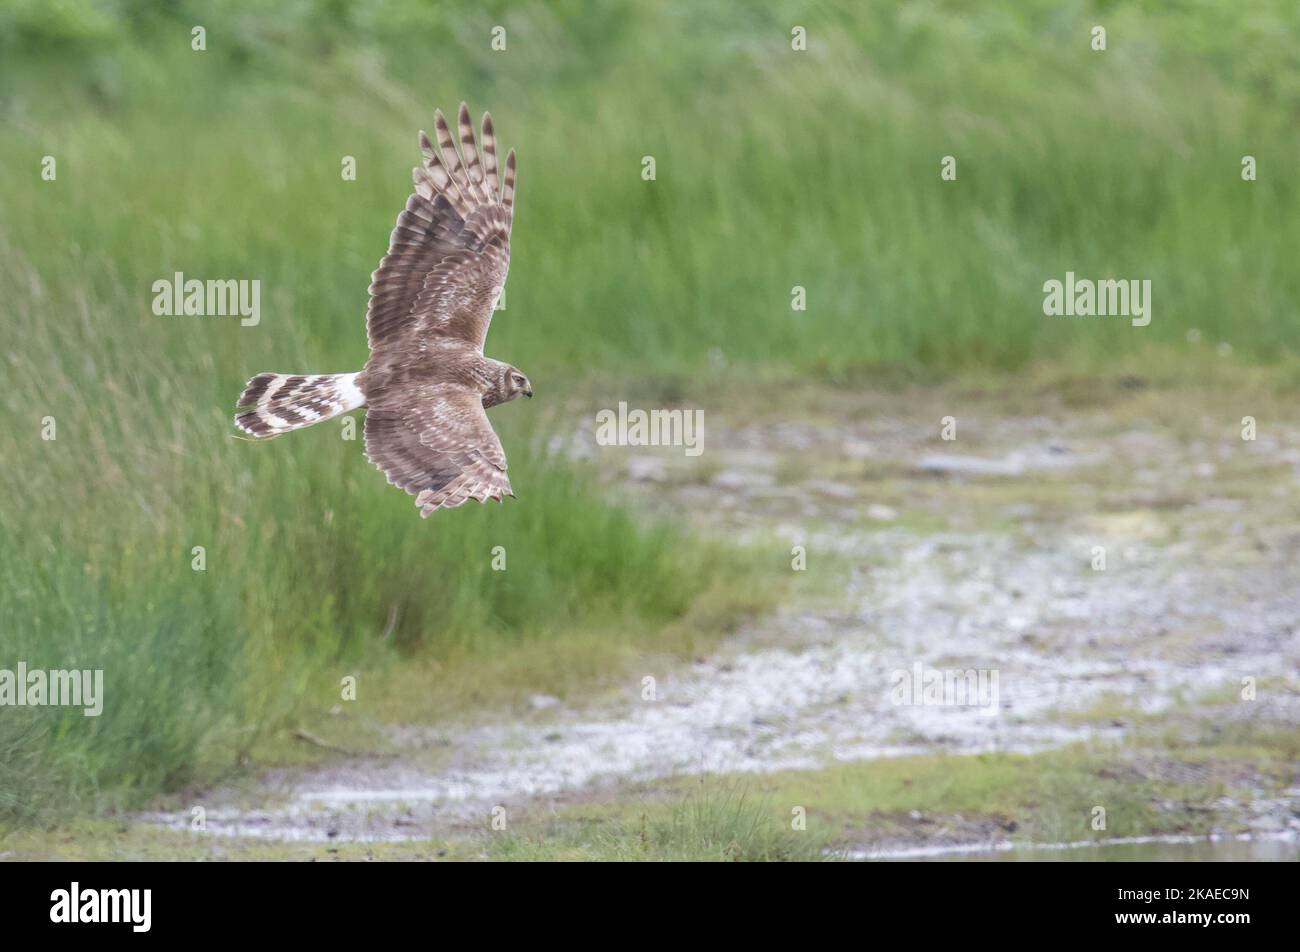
left=0, top=401, right=741, bottom=824
left=2, top=0, right=1299, bottom=831
left=489, top=779, right=828, bottom=861
left=4, top=1, right=1300, bottom=379
left=491, top=736, right=1295, bottom=859
left=6, top=723, right=1294, bottom=861
left=1, top=781, right=829, bottom=862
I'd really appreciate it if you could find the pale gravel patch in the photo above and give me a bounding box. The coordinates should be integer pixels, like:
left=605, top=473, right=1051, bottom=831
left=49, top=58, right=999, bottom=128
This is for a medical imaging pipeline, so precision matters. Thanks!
left=142, top=401, right=1300, bottom=844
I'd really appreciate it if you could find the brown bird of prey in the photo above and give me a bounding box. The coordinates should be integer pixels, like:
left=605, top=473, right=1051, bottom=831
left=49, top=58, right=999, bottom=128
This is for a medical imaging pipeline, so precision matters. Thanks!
left=234, top=103, right=529, bottom=517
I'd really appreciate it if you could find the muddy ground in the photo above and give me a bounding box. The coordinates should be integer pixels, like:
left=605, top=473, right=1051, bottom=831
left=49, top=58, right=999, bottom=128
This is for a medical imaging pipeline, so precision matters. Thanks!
left=130, top=375, right=1300, bottom=856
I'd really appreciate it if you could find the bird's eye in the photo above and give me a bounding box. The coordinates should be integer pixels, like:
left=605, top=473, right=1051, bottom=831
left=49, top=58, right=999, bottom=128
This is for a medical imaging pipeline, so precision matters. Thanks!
left=512, top=375, right=524, bottom=385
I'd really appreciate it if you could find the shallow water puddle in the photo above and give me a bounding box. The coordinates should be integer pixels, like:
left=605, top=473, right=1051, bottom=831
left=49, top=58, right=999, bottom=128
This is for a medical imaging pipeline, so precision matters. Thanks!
left=857, top=832, right=1299, bottom=862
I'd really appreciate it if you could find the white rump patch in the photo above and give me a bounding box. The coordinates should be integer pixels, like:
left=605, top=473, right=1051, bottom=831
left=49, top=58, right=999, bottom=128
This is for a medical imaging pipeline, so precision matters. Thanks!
left=334, top=373, right=366, bottom=412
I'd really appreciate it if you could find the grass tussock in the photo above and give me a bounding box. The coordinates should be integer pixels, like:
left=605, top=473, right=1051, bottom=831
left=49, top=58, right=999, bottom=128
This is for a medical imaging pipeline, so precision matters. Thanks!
left=0, top=238, right=738, bottom=825
left=491, top=780, right=828, bottom=861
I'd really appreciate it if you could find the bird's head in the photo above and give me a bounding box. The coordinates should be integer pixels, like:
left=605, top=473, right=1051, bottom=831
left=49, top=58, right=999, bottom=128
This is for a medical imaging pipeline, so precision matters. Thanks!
left=505, top=366, right=533, bottom=400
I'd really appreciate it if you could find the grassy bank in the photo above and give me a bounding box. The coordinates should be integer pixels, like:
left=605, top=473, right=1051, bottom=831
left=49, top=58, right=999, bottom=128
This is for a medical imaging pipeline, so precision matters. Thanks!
left=4, top=1, right=1299, bottom=377
left=2, top=0, right=1299, bottom=831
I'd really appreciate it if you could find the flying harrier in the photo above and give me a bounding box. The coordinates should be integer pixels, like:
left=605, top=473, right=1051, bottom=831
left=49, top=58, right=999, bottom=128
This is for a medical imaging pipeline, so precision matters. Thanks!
left=234, top=104, right=529, bottom=517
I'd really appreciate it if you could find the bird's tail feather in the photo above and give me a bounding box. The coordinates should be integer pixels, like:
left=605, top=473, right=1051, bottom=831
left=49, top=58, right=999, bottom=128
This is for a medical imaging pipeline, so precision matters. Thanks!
left=234, top=372, right=365, bottom=438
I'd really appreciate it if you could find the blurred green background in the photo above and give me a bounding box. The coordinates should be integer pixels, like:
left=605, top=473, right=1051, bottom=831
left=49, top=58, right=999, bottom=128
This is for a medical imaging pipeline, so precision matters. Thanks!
left=1, top=0, right=1298, bottom=828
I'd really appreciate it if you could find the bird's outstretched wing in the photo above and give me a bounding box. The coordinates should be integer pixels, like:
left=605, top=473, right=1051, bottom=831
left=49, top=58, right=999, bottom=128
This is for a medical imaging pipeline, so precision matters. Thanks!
left=364, top=384, right=513, bottom=516
left=366, top=103, right=516, bottom=356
